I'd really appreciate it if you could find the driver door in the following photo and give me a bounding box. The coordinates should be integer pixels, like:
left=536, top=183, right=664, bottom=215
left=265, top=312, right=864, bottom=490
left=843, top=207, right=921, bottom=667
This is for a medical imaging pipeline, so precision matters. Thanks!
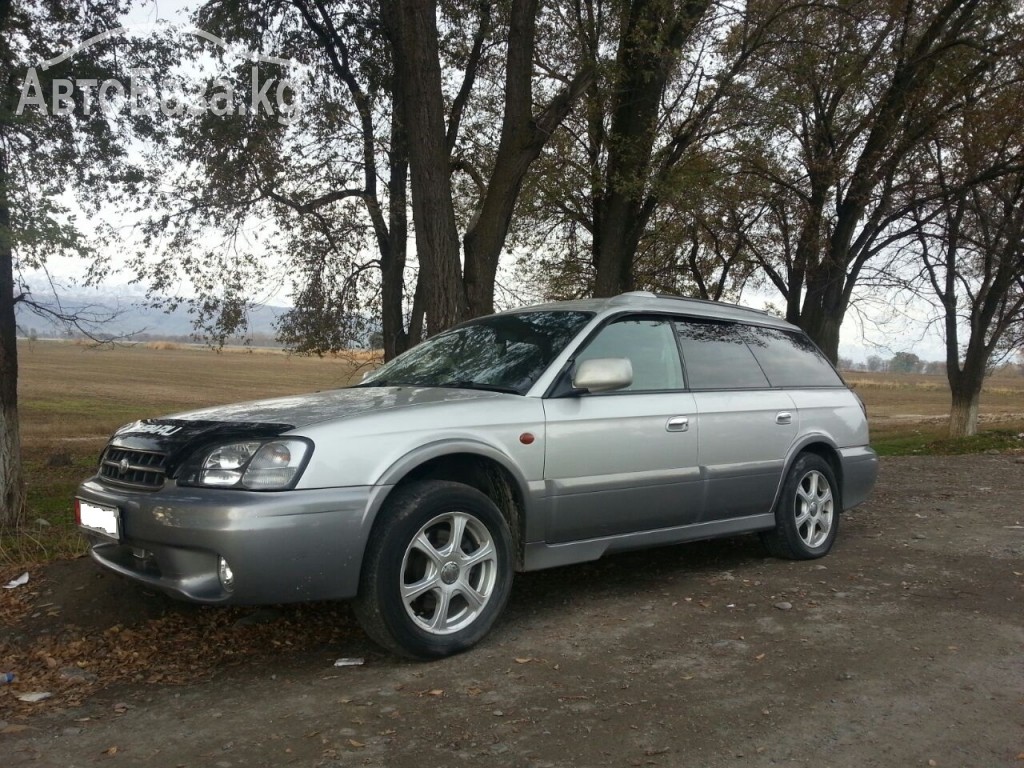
left=542, top=317, right=702, bottom=543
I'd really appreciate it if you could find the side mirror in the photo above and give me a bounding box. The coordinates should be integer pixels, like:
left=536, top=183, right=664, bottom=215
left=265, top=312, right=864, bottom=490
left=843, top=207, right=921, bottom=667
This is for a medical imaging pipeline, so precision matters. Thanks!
left=572, top=358, right=633, bottom=393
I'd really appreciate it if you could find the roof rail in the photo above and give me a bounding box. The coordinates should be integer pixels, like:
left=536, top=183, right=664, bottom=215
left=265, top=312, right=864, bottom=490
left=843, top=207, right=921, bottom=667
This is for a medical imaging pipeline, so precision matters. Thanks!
left=614, top=291, right=772, bottom=316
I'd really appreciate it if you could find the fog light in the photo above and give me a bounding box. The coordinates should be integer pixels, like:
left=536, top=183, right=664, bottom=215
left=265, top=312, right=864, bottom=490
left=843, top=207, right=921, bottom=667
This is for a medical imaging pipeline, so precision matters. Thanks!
left=218, top=556, right=235, bottom=592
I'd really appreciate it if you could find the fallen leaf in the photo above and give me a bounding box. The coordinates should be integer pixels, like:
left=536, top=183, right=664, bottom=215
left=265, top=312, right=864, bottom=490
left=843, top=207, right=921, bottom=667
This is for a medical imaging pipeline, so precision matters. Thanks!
left=16, top=691, right=52, bottom=703
left=514, top=657, right=534, bottom=664
left=426, top=689, right=444, bottom=697
left=347, top=739, right=365, bottom=749
left=466, top=686, right=483, bottom=696
left=1, top=725, right=29, bottom=734
left=755, top=653, right=766, bottom=661
left=102, top=746, right=119, bottom=756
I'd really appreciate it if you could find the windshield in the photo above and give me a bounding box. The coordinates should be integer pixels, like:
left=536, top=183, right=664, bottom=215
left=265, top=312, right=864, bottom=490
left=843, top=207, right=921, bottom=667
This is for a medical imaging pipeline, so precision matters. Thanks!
left=360, top=311, right=593, bottom=394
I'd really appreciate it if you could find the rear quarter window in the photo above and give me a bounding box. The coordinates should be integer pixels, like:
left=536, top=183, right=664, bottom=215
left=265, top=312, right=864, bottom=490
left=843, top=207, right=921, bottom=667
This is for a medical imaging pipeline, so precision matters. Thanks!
left=744, top=326, right=844, bottom=387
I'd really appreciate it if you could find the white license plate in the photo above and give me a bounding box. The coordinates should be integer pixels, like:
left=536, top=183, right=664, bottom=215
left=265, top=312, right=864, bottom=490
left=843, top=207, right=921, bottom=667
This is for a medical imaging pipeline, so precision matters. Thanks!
left=78, top=500, right=121, bottom=540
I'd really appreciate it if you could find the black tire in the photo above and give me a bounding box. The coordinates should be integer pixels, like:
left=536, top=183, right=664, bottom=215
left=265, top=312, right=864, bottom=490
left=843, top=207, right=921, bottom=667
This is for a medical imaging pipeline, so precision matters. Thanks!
left=761, top=453, right=840, bottom=560
left=352, top=479, right=514, bottom=659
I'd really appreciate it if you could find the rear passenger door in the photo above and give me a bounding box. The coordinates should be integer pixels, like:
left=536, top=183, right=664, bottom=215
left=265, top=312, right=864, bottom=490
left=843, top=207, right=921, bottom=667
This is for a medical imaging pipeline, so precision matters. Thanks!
left=675, top=320, right=797, bottom=522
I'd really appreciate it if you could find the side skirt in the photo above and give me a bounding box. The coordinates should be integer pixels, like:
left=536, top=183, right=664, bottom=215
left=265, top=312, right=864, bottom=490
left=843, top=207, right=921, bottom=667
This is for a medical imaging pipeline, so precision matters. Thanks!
left=522, top=513, right=777, bottom=572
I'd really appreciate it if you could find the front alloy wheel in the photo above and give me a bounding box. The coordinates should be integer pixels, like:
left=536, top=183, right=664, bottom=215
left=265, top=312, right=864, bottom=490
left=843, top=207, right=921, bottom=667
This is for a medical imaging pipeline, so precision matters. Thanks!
left=400, top=511, right=499, bottom=635
left=354, top=480, right=513, bottom=659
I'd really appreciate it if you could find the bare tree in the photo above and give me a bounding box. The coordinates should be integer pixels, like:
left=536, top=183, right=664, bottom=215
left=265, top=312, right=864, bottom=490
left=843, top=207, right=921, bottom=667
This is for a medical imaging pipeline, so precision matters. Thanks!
left=908, top=63, right=1024, bottom=436
left=744, top=0, right=1009, bottom=361
left=1, top=0, right=149, bottom=529
left=520, top=0, right=787, bottom=301
left=129, top=0, right=593, bottom=357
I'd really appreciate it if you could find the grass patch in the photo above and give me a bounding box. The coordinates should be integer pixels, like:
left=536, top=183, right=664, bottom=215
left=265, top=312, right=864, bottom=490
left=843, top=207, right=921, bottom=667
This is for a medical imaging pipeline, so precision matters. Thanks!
left=1, top=443, right=100, bottom=566
left=872, top=427, right=1024, bottom=457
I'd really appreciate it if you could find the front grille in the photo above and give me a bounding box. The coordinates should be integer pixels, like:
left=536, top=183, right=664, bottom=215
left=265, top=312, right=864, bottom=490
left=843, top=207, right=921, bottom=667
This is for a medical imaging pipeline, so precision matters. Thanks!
left=99, top=447, right=169, bottom=490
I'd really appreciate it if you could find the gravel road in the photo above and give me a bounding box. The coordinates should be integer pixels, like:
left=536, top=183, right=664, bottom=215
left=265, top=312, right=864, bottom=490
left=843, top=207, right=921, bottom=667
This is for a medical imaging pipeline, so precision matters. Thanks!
left=3, top=455, right=1022, bottom=767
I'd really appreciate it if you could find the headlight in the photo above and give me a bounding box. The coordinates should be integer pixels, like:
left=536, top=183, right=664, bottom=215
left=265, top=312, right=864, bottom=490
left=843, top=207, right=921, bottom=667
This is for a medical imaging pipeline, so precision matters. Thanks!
left=202, top=441, right=263, bottom=486
left=241, top=441, right=309, bottom=490
left=187, top=439, right=312, bottom=490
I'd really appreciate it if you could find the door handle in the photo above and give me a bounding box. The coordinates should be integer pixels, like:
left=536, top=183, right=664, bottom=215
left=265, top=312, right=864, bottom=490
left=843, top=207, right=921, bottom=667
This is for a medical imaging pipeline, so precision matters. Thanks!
left=666, top=416, right=689, bottom=432
left=776, top=411, right=793, bottom=425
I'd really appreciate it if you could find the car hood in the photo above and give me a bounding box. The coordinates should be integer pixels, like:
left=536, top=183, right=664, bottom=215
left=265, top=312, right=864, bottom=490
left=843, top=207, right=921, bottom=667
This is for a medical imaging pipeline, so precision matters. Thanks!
left=113, top=386, right=512, bottom=443
left=162, top=385, right=509, bottom=427
left=106, top=386, right=517, bottom=475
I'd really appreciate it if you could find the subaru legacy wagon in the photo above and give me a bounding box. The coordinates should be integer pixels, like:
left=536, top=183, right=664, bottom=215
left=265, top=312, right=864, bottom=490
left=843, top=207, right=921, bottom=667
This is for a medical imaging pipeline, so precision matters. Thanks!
left=75, top=292, right=877, bottom=658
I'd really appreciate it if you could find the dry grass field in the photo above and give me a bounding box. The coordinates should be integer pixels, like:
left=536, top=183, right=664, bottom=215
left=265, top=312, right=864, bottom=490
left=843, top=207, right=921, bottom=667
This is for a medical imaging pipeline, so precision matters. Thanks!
left=18, top=340, right=375, bottom=446
left=7, top=341, right=375, bottom=563
left=844, top=369, right=1024, bottom=419
left=4, top=339, right=1024, bottom=564
left=843, top=368, right=1024, bottom=449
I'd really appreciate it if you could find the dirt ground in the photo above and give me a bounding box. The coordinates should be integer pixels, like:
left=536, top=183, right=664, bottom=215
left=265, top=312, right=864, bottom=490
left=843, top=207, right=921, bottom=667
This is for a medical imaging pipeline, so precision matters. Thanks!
left=2, top=454, right=1023, bottom=768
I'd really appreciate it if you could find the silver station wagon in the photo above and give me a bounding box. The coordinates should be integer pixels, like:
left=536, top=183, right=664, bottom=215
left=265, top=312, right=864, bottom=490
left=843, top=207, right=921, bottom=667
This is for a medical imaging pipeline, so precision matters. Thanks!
left=75, top=292, right=877, bottom=658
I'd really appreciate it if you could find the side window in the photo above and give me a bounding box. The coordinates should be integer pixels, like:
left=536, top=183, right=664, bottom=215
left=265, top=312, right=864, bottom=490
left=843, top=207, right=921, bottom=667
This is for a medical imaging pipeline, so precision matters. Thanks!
left=745, top=327, right=844, bottom=387
left=675, top=321, right=770, bottom=390
left=575, top=319, right=684, bottom=391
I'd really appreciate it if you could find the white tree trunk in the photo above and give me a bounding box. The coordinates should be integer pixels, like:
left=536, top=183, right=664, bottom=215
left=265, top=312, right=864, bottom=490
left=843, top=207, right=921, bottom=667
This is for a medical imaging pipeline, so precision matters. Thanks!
left=948, top=388, right=980, bottom=438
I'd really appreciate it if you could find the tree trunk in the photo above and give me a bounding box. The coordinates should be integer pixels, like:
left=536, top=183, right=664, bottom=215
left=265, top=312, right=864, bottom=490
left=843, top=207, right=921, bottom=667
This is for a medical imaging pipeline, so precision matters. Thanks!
left=0, top=190, right=26, bottom=531
left=948, top=382, right=981, bottom=438
left=462, top=0, right=538, bottom=318
left=798, top=262, right=846, bottom=363
left=462, top=0, right=594, bottom=317
left=593, top=222, right=640, bottom=296
left=592, top=0, right=710, bottom=296
left=389, top=0, right=468, bottom=335
left=946, top=320, right=990, bottom=439
left=380, top=74, right=411, bottom=361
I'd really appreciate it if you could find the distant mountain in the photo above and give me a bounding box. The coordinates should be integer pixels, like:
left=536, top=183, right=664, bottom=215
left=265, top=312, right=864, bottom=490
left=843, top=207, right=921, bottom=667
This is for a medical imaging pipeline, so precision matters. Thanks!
left=14, top=289, right=288, bottom=342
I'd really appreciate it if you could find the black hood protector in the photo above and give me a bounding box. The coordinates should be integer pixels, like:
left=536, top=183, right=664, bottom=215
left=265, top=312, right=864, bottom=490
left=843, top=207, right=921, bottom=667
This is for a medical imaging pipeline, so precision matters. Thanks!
left=108, top=419, right=295, bottom=478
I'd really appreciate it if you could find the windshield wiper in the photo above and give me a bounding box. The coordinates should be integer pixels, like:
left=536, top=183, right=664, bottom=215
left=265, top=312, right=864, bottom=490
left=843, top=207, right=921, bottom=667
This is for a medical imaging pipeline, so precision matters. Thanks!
left=438, top=380, right=522, bottom=395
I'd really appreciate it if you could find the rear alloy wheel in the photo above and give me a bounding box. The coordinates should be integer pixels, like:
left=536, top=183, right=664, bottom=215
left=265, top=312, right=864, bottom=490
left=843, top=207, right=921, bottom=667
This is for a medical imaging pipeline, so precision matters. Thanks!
left=761, top=453, right=839, bottom=560
left=353, top=480, right=513, bottom=659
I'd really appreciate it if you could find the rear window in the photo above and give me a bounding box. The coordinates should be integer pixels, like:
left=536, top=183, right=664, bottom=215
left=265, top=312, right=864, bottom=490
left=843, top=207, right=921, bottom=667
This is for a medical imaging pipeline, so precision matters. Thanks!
left=675, top=320, right=842, bottom=390
left=675, top=321, right=770, bottom=390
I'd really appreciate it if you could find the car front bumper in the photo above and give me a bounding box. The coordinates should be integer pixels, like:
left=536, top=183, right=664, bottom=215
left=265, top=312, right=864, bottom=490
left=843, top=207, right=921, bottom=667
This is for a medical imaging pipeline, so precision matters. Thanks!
left=76, top=478, right=375, bottom=604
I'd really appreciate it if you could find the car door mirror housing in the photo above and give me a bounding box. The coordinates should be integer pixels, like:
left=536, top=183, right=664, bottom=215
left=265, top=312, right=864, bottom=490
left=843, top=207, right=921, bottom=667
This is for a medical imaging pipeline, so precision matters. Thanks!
left=572, top=358, right=633, bottom=393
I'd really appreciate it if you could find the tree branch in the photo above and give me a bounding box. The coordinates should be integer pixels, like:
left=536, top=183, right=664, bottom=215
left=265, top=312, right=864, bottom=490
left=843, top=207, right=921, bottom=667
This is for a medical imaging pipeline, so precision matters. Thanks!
left=447, top=1, right=492, bottom=153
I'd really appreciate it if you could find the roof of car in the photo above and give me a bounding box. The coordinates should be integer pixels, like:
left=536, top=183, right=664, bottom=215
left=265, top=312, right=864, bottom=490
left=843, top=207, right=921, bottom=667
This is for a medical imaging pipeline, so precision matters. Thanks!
left=505, top=291, right=795, bottom=329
